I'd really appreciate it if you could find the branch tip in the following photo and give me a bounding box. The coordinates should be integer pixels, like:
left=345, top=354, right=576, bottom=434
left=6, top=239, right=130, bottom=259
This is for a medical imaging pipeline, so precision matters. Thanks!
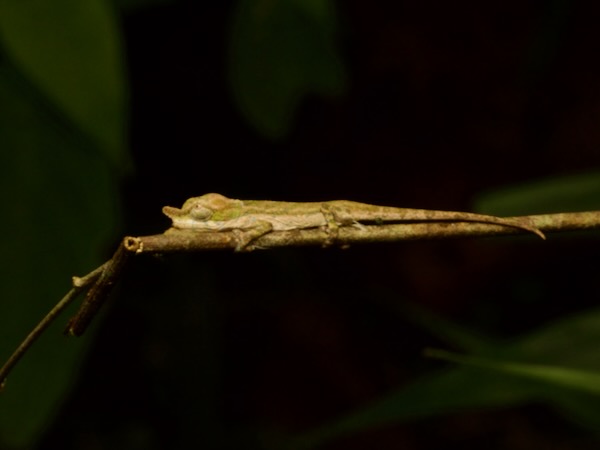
left=124, top=236, right=142, bottom=253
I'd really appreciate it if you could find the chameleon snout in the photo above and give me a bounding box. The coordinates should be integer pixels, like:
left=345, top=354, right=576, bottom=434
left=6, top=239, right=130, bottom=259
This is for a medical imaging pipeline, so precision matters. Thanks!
left=162, top=206, right=182, bottom=219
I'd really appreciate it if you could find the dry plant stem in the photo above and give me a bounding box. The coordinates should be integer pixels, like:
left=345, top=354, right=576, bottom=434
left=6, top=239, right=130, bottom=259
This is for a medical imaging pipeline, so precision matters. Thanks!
left=125, top=211, right=600, bottom=253
left=66, top=243, right=131, bottom=337
left=2, top=210, right=598, bottom=391
left=0, top=263, right=108, bottom=391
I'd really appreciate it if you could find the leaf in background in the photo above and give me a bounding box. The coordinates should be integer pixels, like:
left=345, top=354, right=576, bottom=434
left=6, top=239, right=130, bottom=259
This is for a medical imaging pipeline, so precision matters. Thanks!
left=287, top=308, right=600, bottom=448
left=391, top=300, right=497, bottom=354
left=0, top=0, right=128, bottom=167
left=474, top=171, right=600, bottom=216
left=229, top=0, right=346, bottom=138
left=426, top=349, right=600, bottom=395
left=287, top=368, right=534, bottom=449
left=0, top=70, right=120, bottom=449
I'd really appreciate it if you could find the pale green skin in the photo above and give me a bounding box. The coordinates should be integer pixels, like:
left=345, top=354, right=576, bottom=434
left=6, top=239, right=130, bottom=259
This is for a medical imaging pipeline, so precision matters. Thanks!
left=162, top=193, right=543, bottom=249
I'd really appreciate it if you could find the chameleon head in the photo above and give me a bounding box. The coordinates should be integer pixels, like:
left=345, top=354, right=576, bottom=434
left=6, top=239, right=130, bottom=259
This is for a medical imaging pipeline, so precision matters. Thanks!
left=162, top=193, right=242, bottom=228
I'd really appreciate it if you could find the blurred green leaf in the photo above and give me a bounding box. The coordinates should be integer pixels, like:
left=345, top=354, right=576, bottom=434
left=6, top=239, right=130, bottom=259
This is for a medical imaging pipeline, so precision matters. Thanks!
left=288, top=308, right=600, bottom=448
left=229, top=0, right=346, bottom=138
left=392, top=300, right=497, bottom=354
left=475, top=171, right=600, bottom=216
left=0, top=0, right=128, bottom=167
left=287, top=369, right=533, bottom=449
left=426, top=349, right=600, bottom=395
left=0, top=66, right=120, bottom=448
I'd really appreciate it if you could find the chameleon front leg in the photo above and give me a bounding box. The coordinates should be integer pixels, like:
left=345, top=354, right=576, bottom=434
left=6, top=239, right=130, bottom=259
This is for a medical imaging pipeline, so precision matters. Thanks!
left=233, top=221, right=273, bottom=251
left=320, top=204, right=341, bottom=247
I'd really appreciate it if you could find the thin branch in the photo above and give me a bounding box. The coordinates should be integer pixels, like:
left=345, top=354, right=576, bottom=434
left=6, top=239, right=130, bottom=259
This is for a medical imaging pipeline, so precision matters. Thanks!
left=2, top=210, right=599, bottom=391
left=0, top=262, right=108, bottom=391
left=65, top=242, right=131, bottom=337
left=123, top=211, right=600, bottom=254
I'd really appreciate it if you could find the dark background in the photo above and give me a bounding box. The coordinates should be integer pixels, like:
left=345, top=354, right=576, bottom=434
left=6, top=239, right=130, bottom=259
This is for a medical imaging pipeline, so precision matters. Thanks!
left=30, top=1, right=600, bottom=449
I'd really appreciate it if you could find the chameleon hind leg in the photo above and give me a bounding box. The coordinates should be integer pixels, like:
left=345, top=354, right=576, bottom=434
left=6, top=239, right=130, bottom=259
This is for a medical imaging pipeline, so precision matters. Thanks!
left=320, top=204, right=341, bottom=247
left=233, top=221, right=273, bottom=251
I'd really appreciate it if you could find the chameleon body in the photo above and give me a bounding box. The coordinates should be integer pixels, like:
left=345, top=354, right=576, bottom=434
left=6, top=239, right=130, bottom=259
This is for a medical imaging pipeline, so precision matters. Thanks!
left=162, top=193, right=544, bottom=250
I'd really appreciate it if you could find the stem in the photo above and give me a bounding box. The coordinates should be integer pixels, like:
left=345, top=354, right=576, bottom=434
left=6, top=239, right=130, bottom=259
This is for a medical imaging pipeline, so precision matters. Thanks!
left=2, top=209, right=600, bottom=391
left=0, top=263, right=107, bottom=391
left=124, top=211, right=600, bottom=254
left=65, top=243, right=131, bottom=337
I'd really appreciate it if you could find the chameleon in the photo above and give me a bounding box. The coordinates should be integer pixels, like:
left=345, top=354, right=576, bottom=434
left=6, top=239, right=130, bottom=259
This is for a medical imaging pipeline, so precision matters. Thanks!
left=162, top=193, right=544, bottom=250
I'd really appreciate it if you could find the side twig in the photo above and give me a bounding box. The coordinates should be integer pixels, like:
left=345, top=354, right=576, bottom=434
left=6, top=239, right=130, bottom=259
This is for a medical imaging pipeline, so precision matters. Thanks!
left=0, top=263, right=108, bottom=391
left=65, top=243, right=131, bottom=337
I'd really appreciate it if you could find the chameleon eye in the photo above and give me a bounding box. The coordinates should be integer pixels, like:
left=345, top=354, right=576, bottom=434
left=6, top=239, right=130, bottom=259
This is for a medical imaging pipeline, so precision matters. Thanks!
left=189, top=204, right=212, bottom=220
